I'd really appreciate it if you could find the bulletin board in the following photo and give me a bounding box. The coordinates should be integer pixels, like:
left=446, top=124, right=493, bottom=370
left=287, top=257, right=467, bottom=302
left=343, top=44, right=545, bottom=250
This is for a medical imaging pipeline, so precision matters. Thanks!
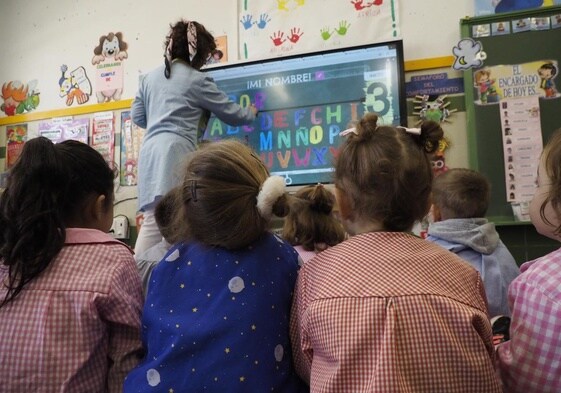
left=460, top=5, right=561, bottom=222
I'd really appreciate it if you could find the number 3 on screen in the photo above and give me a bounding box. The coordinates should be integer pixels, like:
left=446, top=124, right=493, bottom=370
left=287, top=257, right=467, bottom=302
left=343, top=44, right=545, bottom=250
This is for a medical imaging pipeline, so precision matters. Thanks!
left=365, top=81, right=391, bottom=116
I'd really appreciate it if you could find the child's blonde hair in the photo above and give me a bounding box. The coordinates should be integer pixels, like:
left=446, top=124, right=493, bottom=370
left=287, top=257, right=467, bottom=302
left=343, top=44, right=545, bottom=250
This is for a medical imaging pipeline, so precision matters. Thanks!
left=335, top=113, right=443, bottom=231
left=174, top=139, right=289, bottom=249
left=282, top=184, right=345, bottom=251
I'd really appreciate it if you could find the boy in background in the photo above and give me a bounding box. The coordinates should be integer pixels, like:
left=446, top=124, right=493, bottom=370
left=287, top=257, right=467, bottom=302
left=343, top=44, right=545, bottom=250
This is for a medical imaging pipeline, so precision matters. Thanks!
left=427, top=168, right=519, bottom=317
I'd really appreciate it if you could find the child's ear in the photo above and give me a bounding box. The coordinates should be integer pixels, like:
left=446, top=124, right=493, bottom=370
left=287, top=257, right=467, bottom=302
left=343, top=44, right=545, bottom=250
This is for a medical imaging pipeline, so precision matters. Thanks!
left=431, top=204, right=442, bottom=222
left=93, top=195, right=107, bottom=218
left=90, top=194, right=113, bottom=232
left=335, top=188, right=354, bottom=221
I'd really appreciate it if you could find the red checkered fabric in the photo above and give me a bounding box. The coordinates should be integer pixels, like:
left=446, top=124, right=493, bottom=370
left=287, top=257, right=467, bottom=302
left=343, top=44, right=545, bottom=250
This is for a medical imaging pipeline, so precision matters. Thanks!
left=290, top=231, right=502, bottom=392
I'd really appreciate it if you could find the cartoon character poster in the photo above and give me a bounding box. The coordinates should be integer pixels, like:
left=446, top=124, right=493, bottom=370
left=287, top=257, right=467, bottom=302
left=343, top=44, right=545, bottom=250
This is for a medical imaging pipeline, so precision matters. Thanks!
left=120, top=111, right=145, bottom=186
left=5, top=124, right=27, bottom=169
left=92, top=32, right=128, bottom=103
left=474, top=0, right=561, bottom=16
left=238, top=0, right=400, bottom=60
left=58, top=65, right=92, bottom=106
left=473, top=60, right=559, bottom=105
left=1, top=81, right=40, bottom=116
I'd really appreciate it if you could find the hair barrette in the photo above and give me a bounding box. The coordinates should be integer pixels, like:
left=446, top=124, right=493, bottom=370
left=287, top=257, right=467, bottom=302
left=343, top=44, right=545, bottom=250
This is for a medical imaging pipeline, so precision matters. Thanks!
left=190, top=179, right=198, bottom=202
left=339, top=127, right=358, bottom=136
left=397, top=126, right=421, bottom=135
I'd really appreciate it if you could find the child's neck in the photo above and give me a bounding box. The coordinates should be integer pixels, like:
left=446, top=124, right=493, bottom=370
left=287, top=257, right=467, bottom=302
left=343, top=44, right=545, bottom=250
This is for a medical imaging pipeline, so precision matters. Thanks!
left=344, top=219, right=386, bottom=236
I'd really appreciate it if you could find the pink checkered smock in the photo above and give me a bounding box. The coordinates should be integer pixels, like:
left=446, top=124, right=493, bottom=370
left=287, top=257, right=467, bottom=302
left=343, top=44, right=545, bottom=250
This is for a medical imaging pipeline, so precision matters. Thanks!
left=497, top=248, right=561, bottom=392
left=290, top=231, right=502, bottom=393
left=0, top=228, right=144, bottom=393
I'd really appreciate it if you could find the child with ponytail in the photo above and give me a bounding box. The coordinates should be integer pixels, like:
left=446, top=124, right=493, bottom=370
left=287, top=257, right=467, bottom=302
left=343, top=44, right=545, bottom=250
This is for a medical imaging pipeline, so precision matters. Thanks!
left=0, top=137, right=143, bottom=392
left=290, top=113, right=502, bottom=392
left=282, top=184, right=345, bottom=263
left=124, top=139, right=306, bottom=392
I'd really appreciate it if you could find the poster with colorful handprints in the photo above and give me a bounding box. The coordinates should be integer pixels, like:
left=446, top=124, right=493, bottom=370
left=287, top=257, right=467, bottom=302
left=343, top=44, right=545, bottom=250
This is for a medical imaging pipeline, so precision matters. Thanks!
left=5, top=124, right=27, bottom=169
left=120, top=111, right=145, bottom=186
left=238, top=0, right=399, bottom=60
left=473, top=60, right=559, bottom=105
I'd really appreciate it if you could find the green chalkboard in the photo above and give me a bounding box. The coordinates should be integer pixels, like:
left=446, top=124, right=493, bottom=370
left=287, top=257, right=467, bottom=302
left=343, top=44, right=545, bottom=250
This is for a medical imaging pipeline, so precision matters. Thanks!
left=461, top=6, right=561, bottom=223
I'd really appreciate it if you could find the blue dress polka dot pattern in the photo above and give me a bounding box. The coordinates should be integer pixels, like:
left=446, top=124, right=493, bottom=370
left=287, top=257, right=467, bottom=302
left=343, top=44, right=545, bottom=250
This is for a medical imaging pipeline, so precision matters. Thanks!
left=124, top=232, right=308, bottom=392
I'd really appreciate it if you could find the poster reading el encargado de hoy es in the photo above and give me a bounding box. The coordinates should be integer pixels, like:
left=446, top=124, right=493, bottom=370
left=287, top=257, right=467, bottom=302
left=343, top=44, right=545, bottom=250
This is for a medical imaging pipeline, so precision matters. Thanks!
left=202, top=48, right=401, bottom=186
left=473, top=60, right=559, bottom=203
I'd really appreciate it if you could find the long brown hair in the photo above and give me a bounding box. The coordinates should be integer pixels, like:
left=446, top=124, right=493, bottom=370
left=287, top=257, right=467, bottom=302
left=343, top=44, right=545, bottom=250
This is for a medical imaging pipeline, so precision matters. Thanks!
left=174, top=139, right=289, bottom=250
left=0, top=137, right=114, bottom=307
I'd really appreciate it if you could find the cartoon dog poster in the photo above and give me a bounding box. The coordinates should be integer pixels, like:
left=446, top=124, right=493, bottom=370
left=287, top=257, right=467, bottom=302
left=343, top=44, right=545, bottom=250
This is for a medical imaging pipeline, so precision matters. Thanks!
left=91, top=32, right=128, bottom=103
left=58, top=64, right=92, bottom=106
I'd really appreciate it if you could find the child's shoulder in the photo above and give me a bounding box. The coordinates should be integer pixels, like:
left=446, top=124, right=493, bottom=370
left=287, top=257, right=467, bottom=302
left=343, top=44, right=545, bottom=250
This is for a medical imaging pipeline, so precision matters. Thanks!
left=521, top=247, right=561, bottom=277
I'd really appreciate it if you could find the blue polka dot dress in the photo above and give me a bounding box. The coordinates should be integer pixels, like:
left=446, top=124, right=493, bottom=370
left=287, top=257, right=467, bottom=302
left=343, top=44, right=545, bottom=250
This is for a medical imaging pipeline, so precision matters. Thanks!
left=124, top=232, right=308, bottom=392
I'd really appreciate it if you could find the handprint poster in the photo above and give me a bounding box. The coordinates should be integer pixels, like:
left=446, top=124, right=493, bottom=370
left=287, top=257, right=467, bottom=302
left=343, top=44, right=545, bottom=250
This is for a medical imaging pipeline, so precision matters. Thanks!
left=238, top=0, right=400, bottom=60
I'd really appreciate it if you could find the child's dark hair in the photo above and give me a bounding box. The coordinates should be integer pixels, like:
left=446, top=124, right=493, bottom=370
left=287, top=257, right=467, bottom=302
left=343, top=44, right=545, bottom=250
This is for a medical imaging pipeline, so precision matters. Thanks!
left=164, top=19, right=217, bottom=77
left=154, top=187, right=181, bottom=243
left=539, top=128, right=561, bottom=235
left=335, top=113, right=443, bottom=231
left=432, top=168, right=490, bottom=219
left=0, top=137, right=115, bottom=307
left=283, top=184, right=345, bottom=251
left=175, top=139, right=289, bottom=250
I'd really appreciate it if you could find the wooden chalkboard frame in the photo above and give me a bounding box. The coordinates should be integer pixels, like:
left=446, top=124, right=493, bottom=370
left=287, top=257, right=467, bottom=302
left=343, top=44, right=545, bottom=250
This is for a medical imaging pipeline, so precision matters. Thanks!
left=460, top=5, right=561, bottom=224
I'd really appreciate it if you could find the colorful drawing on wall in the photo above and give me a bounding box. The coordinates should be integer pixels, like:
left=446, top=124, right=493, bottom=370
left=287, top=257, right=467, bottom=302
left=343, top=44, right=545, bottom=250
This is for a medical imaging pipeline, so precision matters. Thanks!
left=207, top=35, right=228, bottom=65
left=551, top=13, right=561, bottom=28
left=452, top=38, right=486, bottom=71
left=5, top=124, right=27, bottom=169
left=474, top=0, right=561, bottom=16
left=433, top=137, right=451, bottom=176
left=413, top=95, right=457, bottom=124
left=1, top=81, right=40, bottom=116
left=473, top=60, right=559, bottom=105
left=38, top=117, right=89, bottom=144
left=474, top=68, right=500, bottom=104
left=91, top=32, right=128, bottom=103
left=238, top=0, right=399, bottom=60
left=538, top=62, right=558, bottom=98
left=120, top=111, right=145, bottom=186
left=58, top=65, right=92, bottom=106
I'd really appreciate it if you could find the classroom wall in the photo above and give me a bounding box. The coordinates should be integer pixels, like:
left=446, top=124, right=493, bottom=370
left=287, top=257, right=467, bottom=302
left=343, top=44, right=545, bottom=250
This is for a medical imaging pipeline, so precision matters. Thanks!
left=0, top=0, right=476, bottom=245
left=0, top=0, right=474, bottom=112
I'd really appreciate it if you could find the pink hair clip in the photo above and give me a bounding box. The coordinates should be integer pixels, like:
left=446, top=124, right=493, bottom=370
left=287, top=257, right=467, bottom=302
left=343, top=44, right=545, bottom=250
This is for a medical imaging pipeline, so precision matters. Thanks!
left=397, top=126, right=421, bottom=135
left=339, top=127, right=358, bottom=137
